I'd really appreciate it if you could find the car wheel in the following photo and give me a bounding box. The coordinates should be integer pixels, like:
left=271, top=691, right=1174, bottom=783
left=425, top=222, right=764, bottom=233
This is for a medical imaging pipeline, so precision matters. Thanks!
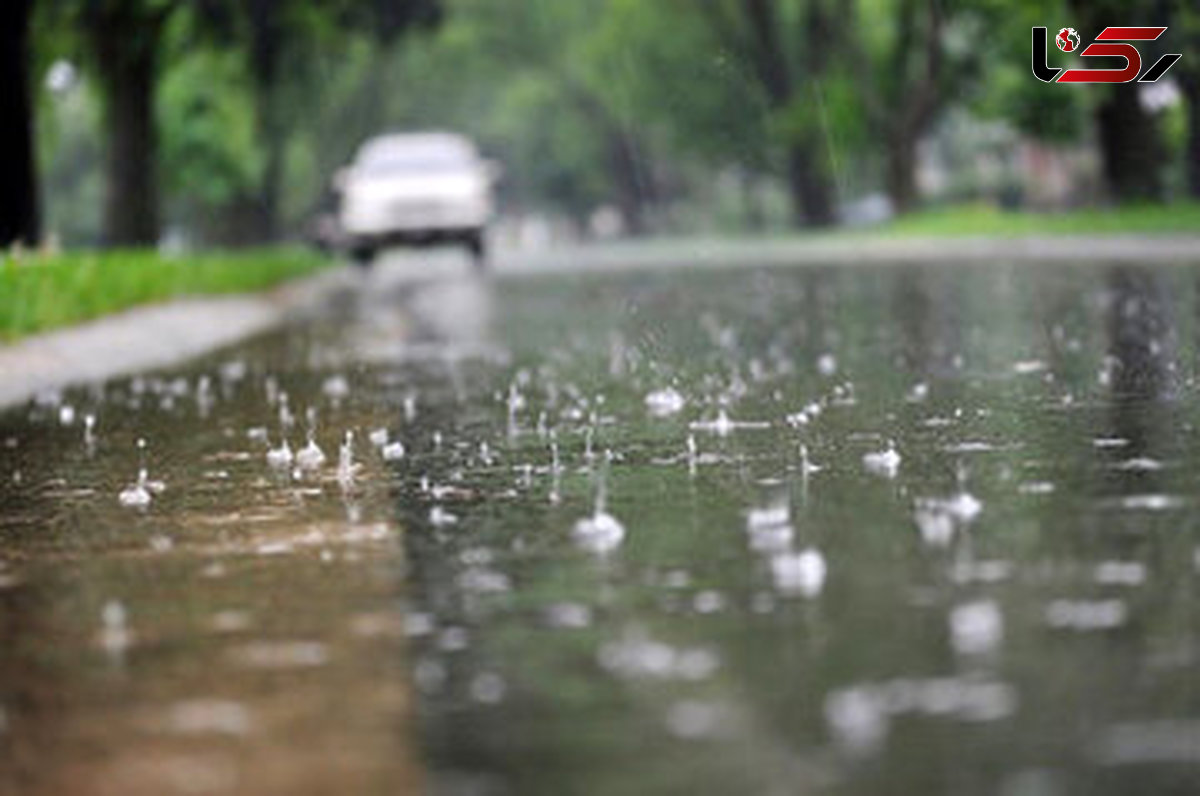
left=465, top=232, right=486, bottom=270
left=350, top=245, right=376, bottom=268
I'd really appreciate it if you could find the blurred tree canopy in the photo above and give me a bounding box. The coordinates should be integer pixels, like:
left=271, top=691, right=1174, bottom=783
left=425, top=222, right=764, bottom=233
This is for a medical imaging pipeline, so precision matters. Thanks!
left=29, top=0, right=439, bottom=247
left=4, top=0, right=1199, bottom=248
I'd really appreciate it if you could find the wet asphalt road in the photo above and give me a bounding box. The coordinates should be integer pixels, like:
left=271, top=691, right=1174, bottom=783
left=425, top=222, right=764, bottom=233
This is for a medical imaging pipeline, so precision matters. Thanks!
left=2, top=249, right=1200, bottom=795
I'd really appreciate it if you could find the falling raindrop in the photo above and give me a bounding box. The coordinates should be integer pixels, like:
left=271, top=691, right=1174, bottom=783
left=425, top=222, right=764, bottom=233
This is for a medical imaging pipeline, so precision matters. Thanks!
left=337, top=430, right=358, bottom=487
left=278, top=392, right=294, bottom=430
left=83, top=413, right=97, bottom=452
left=507, top=382, right=525, bottom=437
left=549, top=433, right=562, bottom=505
left=99, top=600, right=132, bottom=659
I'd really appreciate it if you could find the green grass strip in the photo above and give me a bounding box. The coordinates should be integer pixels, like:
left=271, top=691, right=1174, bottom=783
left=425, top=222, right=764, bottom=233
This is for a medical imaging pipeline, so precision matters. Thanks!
left=0, top=248, right=330, bottom=342
left=876, top=202, right=1200, bottom=238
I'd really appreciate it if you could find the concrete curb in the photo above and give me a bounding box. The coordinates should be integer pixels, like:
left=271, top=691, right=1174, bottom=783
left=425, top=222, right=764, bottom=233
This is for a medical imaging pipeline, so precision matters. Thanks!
left=0, top=265, right=357, bottom=411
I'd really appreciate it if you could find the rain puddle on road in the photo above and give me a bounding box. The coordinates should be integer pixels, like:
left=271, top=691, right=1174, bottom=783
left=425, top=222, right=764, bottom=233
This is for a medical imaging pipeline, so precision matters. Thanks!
left=3, top=260, right=1200, bottom=795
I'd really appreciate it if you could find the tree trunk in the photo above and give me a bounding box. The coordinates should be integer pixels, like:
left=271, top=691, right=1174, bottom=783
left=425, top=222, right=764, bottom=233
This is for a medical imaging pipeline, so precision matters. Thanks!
left=1182, top=75, right=1200, bottom=199
left=606, top=127, right=651, bottom=236
left=253, top=94, right=285, bottom=242
left=1068, top=0, right=1164, bottom=202
left=0, top=0, right=40, bottom=247
left=786, top=144, right=835, bottom=227
left=866, top=0, right=941, bottom=216
left=249, top=0, right=284, bottom=242
left=1096, top=83, right=1162, bottom=201
left=885, top=133, right=918, bottom=214
left=94, top=11, right=162, bottom=247
left=740, top=0, right=837, bottom=228
left=739, top=170, right=766, bottom=231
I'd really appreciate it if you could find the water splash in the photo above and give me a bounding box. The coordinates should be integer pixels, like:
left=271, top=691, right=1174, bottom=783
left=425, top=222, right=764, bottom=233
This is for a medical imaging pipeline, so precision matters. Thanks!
left=296, top=407, right=327, bottom=471
left=862, top=441, right=901, bottom=478
left=430, top=506, right=459, bottom=527
left=949, top=600, right=1004, bottom=655
left=572, top=457, right=624, bottom=553
left=913, top=488, right=981, bottom=547
left=745, top=502, right=794, bottom=553
left=382, top=439, right=406, bottom=461
left=645, top=387, right=686, bottom=417
left=798, top=444, right=822, bottom=476
left=99, top=600, right=132, bottom=659
left=770, top=548, right=827, bottom=597
left=266, top=436, right=293, bottom=469
left=689, top=409, right=769, bottom=436
left=598, top=627, right=719, bottom=681
left=118, top=438, right=162, bottom=508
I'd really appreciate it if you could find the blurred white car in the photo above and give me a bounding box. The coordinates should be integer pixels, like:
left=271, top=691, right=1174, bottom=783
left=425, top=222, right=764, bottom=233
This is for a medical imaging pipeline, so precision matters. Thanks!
left=335, top=132, right=497, bottom=266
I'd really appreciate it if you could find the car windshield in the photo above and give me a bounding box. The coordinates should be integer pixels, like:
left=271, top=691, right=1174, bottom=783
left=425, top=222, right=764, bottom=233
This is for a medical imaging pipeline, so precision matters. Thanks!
left=357, top=142, right=474, bottom=175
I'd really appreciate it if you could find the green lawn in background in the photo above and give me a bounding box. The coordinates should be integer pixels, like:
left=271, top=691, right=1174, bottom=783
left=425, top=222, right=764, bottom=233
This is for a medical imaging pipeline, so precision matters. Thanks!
left=876, top=202, right=1200, bottom=237
left=0, top=248, right=330, bottom=341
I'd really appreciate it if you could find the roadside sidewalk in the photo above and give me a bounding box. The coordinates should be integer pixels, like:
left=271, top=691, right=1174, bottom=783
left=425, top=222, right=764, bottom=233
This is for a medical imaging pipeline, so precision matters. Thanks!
left=0, top=265, right=358, bottom=410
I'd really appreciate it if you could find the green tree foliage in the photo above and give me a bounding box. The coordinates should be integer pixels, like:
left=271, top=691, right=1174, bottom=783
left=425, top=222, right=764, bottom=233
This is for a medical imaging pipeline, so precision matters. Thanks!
left=39, top=0, right=185, bottom=245
left=33, top=0, right=440, bottom=247
left=850, top=0, right=982, bottom=212
left=198, top=0, right=441, bottom=241
left=25, top=0, right=1200, bottom=248
left=1170, top=0, right=1200, bottom=197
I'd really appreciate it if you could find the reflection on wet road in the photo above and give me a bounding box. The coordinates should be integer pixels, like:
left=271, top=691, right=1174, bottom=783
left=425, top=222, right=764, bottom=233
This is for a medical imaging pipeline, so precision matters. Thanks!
left=3, top=256, right=1200, bottom=795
